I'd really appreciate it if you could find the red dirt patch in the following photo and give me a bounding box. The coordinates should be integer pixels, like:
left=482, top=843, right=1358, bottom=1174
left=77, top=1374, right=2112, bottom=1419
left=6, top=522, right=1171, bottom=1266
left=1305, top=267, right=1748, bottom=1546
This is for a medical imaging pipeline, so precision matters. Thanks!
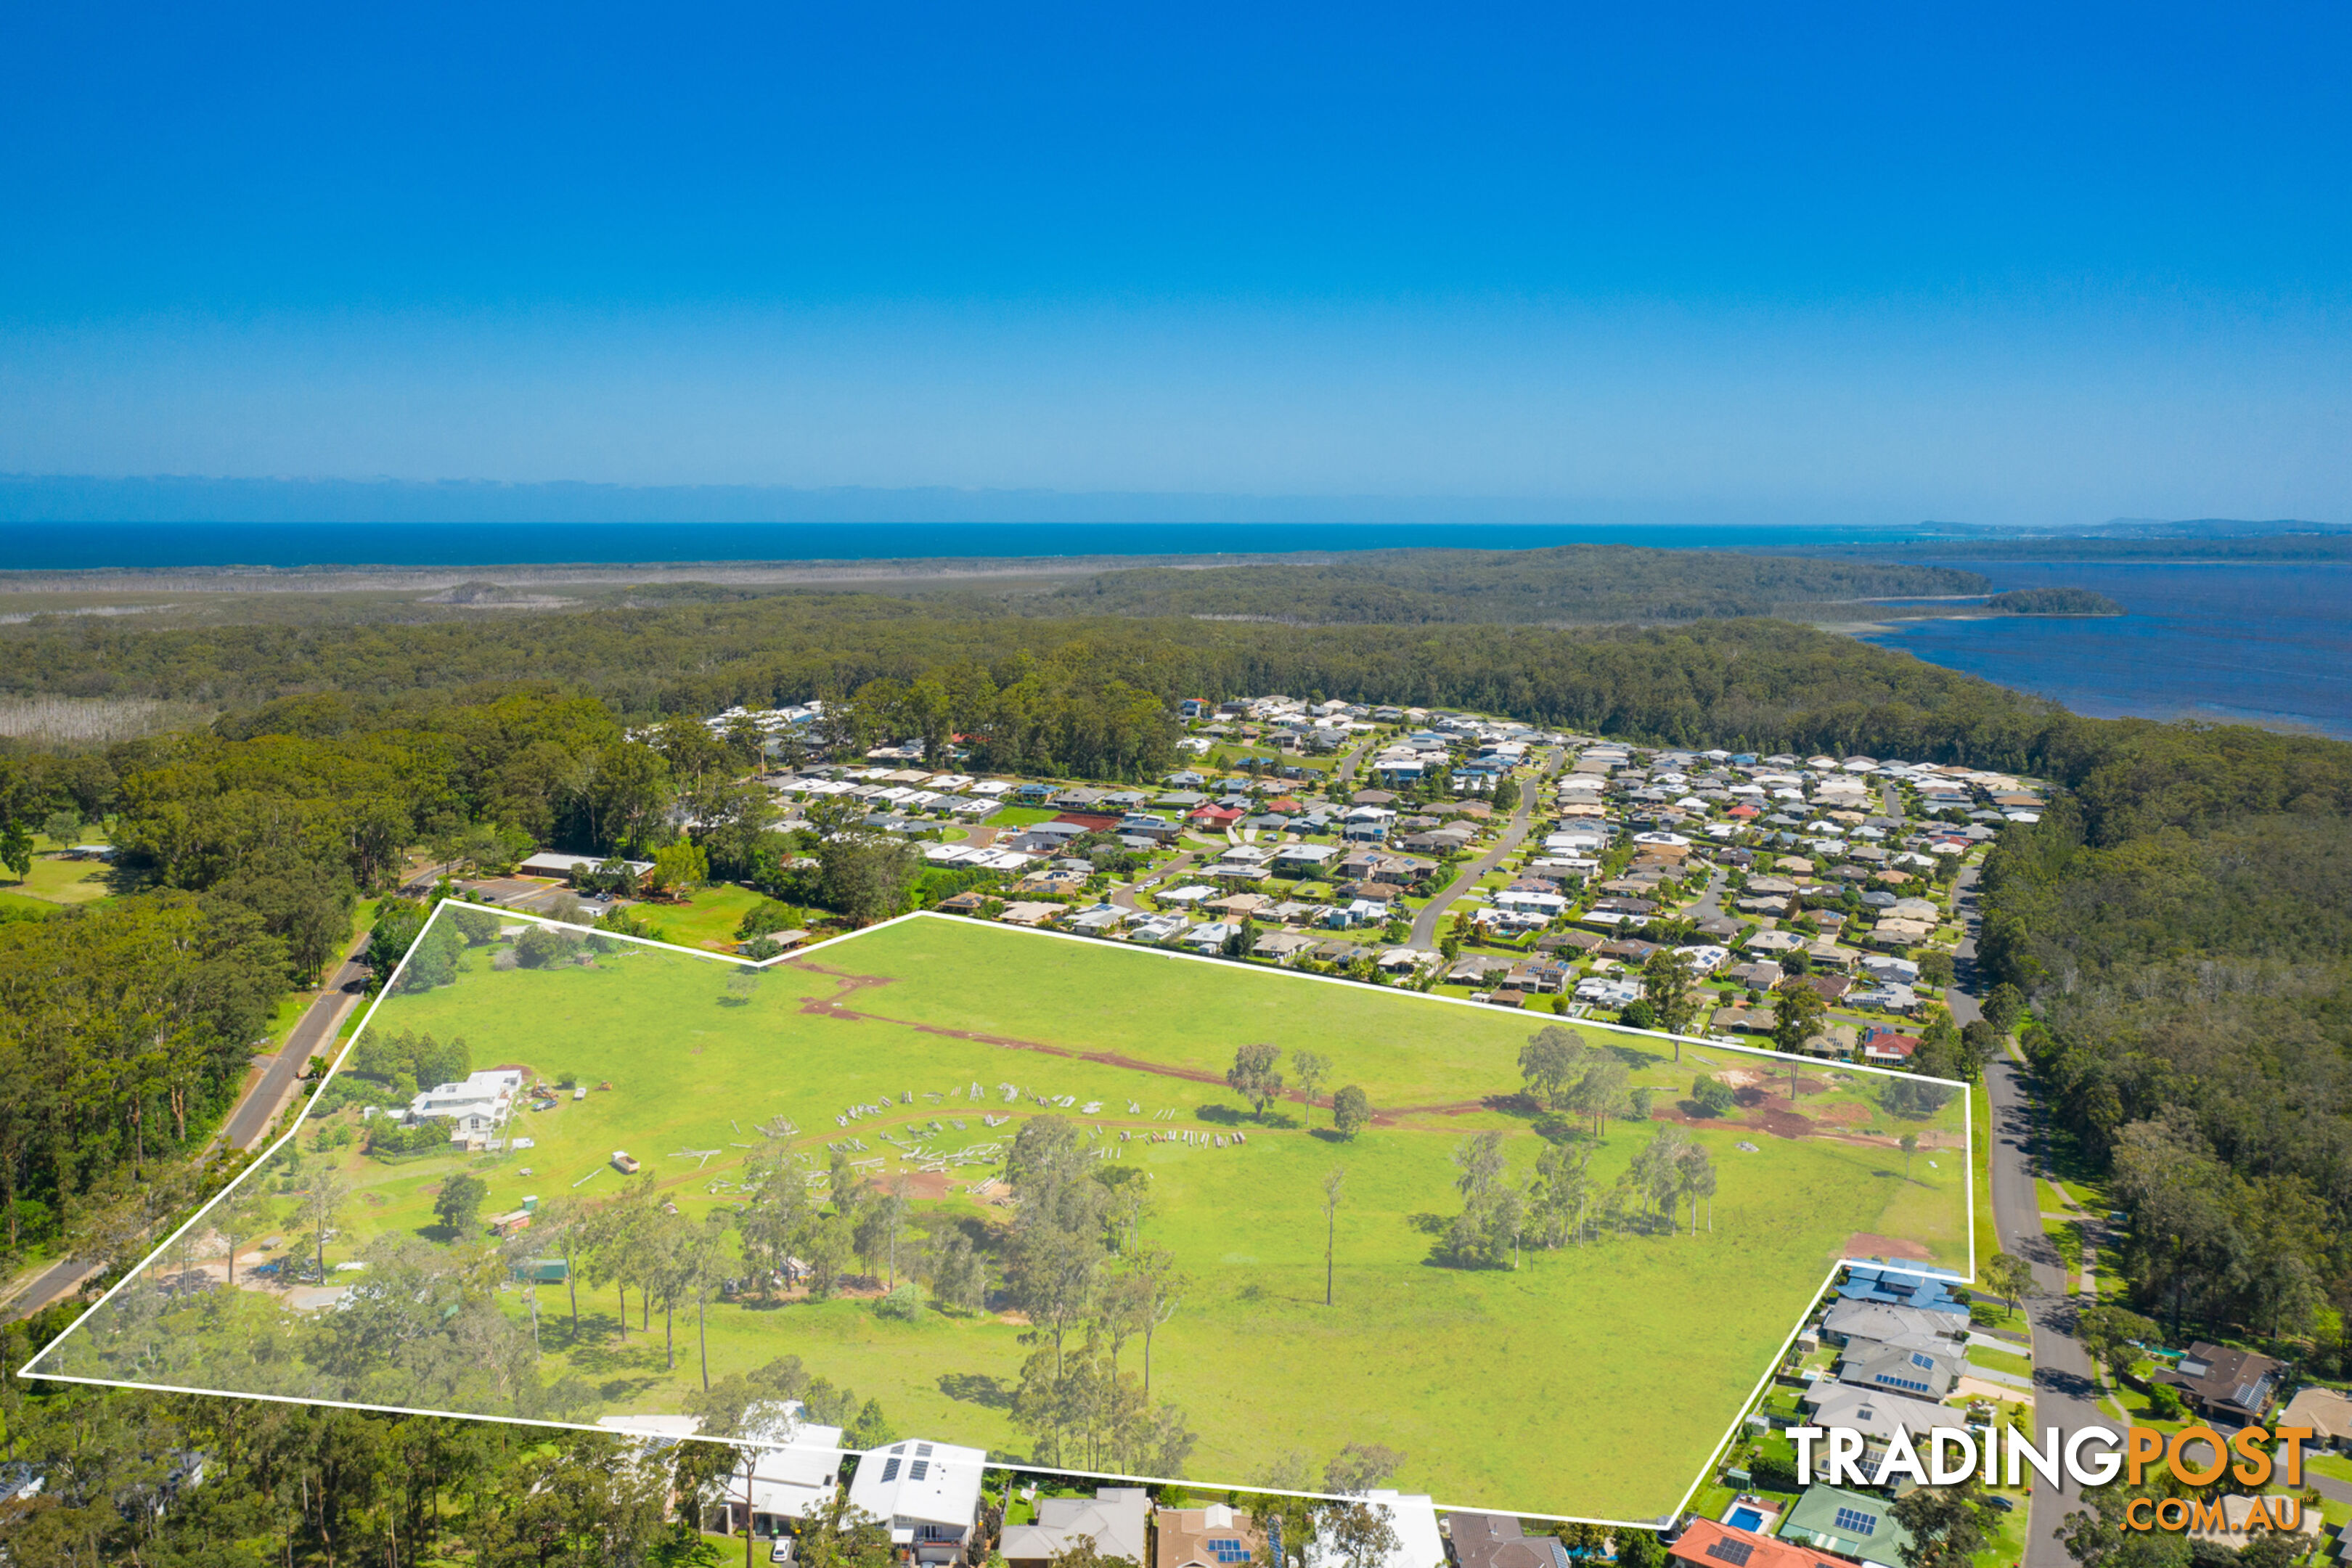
left=846, top=1168, right=959, bottom=1201
left=1846, top=1231, right=1932, bottom=1261
left=1814, top=1102, right=1874, bottom=1126
left=1751, top=1103, right=1816, bottom=1139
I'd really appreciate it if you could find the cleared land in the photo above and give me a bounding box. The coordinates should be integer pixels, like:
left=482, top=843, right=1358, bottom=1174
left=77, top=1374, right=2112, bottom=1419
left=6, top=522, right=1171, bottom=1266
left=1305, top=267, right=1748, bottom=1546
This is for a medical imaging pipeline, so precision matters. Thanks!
left=36, top=912, right=1967, bottom=1522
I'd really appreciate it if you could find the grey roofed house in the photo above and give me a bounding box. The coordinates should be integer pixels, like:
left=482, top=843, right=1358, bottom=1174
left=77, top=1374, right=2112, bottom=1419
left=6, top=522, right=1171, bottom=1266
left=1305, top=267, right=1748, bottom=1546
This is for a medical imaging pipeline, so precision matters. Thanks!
left=1447, top=1513, right=1572, bottom=1568
left=1000, top=1487, right=1151, bottom=1568
left=1819, top=1300, right=1965, bottom=1351
left=1837, top=1339, right=1961, bottom=1400
left=1252, top=931, right=1320, bottom=963
left=1798, top=1381, right=1952, bottom=1451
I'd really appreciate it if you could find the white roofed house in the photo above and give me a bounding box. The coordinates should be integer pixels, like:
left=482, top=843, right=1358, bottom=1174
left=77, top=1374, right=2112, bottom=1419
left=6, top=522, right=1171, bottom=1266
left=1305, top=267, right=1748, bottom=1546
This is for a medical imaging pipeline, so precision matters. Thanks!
left=706, top=1401, right=850, bottom=1540
left=1304, top=1492, right=1445, bottom=1568
left=846, top=1438, right=986, bottom=1564
left=407, top=1069, right=525, bottom=1146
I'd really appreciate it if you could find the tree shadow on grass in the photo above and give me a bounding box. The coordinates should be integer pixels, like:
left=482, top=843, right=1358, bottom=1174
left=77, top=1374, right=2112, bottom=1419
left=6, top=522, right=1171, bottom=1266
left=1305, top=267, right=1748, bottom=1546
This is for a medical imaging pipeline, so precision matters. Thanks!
left=939, top=1372, right=1013, bottom=1409
left=1192, top=1105, right=1248, bottom=1127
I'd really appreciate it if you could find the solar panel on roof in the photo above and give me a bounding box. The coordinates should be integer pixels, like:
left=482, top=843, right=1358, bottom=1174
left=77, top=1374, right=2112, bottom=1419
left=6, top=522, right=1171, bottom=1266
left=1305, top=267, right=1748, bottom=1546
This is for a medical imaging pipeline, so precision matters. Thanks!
left=1832, top=1507, right=1878, bottom=1537
left=910, top=1461, right=929, bottom=1481
left=1706, top=1540, right=1754, bottom=1567
left=880, top=1458, right=900, bottom=1482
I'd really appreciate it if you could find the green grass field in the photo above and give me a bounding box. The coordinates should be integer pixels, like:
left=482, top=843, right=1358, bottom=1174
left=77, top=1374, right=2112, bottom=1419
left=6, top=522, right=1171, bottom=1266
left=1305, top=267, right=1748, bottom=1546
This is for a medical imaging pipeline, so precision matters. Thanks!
left=44, top=911, right=1967, bottom=1522
left=0, top=853, right=115, bottom=905
left=637, top=883, right=772, bottom=950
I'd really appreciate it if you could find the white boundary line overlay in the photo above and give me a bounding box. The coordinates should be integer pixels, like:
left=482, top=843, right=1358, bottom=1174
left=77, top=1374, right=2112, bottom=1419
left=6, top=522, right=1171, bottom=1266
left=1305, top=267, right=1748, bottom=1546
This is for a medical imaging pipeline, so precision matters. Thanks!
left=23, top=898, right=1981, bottom=1528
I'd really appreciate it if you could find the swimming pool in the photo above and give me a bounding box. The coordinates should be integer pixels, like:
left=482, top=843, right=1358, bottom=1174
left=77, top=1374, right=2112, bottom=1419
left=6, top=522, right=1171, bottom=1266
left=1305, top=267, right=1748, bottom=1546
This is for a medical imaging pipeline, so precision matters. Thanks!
left=1726, top=1508, right=1765, bottom=1532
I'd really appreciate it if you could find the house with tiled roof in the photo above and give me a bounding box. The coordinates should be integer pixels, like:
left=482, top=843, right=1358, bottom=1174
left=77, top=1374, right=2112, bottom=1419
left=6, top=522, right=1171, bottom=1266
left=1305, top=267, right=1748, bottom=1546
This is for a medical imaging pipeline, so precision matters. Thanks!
left=1667, top=1518, right=1846, bottom=1568
left=1156, top=1503, right=1267, bottom=1568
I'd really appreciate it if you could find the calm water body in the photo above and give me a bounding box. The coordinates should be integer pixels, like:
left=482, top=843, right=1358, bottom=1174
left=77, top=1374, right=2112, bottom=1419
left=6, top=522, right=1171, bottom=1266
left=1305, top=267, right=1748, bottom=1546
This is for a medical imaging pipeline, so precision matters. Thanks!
left=0, top=520, right=1954, bottom=571
left=1859, top=562, right=2352, bottom=738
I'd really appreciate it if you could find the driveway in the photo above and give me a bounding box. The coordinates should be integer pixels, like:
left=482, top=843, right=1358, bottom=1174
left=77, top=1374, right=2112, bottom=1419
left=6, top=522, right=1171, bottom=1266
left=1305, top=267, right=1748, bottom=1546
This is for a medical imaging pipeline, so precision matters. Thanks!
left=1114, top=847, right=1199, bottom=911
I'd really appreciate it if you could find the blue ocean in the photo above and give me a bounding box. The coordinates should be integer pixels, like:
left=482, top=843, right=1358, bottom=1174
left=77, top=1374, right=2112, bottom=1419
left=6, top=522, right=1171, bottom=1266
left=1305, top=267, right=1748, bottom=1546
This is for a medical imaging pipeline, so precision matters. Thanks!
left=0, top=519, right=1946, bottom=570
left=1858, top=562, right=2352, bottom=739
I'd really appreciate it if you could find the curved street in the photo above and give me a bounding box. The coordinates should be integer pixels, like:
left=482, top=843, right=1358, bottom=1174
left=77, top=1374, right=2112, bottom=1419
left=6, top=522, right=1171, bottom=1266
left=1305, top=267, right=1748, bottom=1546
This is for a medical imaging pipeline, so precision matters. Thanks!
left=1409, top=747, right=1561, bottom=947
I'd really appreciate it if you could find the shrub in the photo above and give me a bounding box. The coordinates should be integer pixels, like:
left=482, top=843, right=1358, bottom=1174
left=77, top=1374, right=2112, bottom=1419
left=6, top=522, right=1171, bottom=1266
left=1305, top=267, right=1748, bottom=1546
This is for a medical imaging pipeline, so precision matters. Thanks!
left=515, top=926, right=576, bottom=968
left=736, top=898, right=802, bottom=939
left=366, top=1120, right=453, bottom=1157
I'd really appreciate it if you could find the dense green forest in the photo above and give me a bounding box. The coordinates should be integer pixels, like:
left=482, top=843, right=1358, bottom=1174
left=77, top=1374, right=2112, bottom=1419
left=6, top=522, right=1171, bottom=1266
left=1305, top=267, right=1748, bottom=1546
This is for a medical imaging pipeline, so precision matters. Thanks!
left=1983, top=810, right=2352, bottom=1348
left=1040, top=545, right=1987, bottom=623
left=1981, top=587, right=2123, bottom=616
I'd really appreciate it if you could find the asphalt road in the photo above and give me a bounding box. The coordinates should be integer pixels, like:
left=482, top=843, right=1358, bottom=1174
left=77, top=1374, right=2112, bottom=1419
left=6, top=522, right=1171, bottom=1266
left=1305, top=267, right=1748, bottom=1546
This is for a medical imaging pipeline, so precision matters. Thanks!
left=1408, top=748, right=1559, bottom=948
left=2, top=1257, right=105, bottom=1323
left=1950, top=864, right=2099, bottom=1568
left=1333, top=736, right=1376, bottom=784
left=221, top=937, right=371, bottom=1151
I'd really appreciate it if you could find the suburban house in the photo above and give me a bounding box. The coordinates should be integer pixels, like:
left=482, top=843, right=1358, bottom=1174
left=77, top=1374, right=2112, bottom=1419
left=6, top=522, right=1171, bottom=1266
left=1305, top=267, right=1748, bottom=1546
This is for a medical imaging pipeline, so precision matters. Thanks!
left=1860, top=1031, right=1921, bottom=1066
left=1667, top=1519, right=1847, bottom=1568
left=1283, top=1492, right=1443, bottom=1568
left=1447, top=1512, right=1572, bottom=1568
left=407, top=1069, right=526, bottom=1144
left=1837, top=1267, right=1969, bottom=1320
left=2152, top=1342, right=2284, bottom=1425
left=2279, top=1386, right=2352, bottom=1451
left=1000, top=1487, right=1150, bottom=1568
left=1835, top=1340, right=1961, bottom=1400
left=1797, top=1383, right=1952, bottom=1463
left=1156, top=1503, right=1268, bottom=1568
left=1818, top=1301, right=1965, bottom=1352
left=1772, top=1487, right=1914, bottom=1568
left=713, top=1402, right=849, bottom=1540
left=844, top=1439, right=986, bottom=1564
left=1271, top=843, right=1340, bottom=875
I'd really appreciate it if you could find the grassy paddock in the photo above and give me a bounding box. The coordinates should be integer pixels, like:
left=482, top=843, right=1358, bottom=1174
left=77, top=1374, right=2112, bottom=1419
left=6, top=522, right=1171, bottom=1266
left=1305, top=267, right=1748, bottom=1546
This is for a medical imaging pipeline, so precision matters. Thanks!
left=47, top=915, right=1967, bottom=1522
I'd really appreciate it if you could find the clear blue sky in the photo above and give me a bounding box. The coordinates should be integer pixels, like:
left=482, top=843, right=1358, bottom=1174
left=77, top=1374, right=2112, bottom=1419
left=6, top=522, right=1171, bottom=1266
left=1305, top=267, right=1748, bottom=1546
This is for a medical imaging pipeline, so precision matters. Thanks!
left=2, top=1, right=2348, bottom=523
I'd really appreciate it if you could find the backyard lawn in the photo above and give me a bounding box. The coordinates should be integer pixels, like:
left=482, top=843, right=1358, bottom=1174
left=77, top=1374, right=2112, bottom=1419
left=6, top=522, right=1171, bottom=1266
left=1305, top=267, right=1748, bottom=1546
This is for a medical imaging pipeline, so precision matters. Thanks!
left=44, top=911, right=1972, bottom=1524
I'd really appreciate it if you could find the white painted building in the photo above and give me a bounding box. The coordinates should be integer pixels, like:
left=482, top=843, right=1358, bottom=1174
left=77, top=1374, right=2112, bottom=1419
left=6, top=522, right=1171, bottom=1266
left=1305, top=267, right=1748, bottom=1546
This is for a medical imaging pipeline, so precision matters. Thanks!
left=1306, top=1492, right=1446, bottom=1568
left=407, top=1069, right=525, bottom=1140
left=846, top=1438, right=986, bottom=1564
